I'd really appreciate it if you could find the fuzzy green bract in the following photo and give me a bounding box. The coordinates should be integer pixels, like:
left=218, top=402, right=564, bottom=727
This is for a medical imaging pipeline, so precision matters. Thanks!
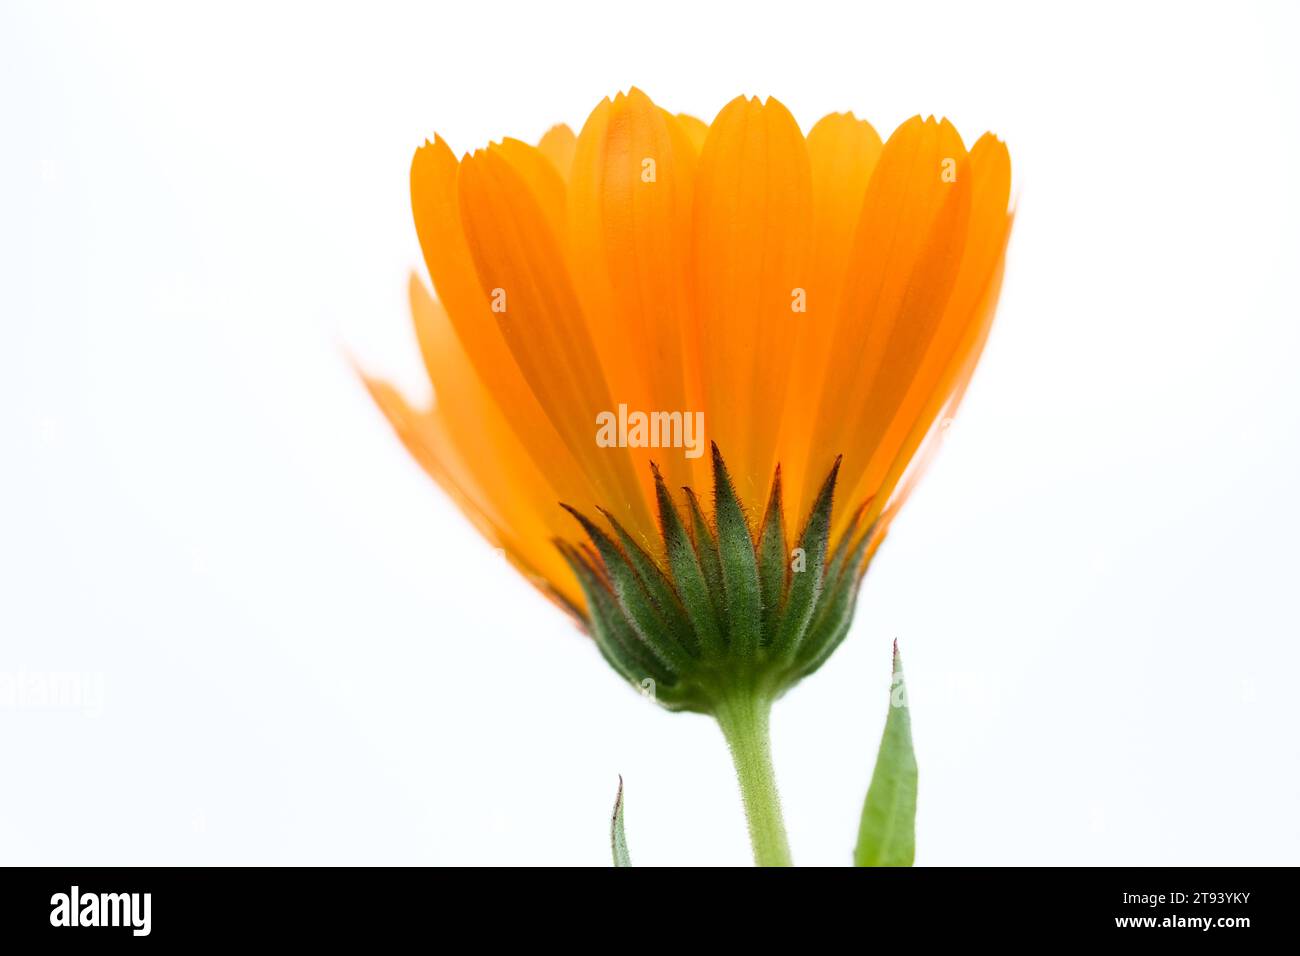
left=558, top=443, right=874, bottom=715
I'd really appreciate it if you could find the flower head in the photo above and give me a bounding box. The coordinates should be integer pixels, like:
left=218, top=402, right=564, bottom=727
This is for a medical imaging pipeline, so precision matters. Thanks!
left=364, top=89, right=1012, bottom=713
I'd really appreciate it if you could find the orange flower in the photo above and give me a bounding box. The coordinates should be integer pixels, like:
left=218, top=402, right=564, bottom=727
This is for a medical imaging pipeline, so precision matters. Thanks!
left=363, top=88, right=1012, bottom=705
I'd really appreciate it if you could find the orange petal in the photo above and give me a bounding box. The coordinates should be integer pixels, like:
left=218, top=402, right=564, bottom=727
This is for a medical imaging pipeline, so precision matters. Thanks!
left=568, top=88, right=702, bottom=497
left=781, top=112, right=883, bottom=521
left=406, top=273, right=565, bottom=537
left=692, top=95, right=814, bottom=509
left=844, top=133, right=1013, bottom=528
left=410, top=137, right=604, bottom=523
left=803, top=116, right=973, bottom=540
left=360, top=370, right=582, bottom=614
left=402, top=275, right=594, bottom=607
left=863, top=206, right=1015, bottom=537
left=456, top=145, right=654, bottom=541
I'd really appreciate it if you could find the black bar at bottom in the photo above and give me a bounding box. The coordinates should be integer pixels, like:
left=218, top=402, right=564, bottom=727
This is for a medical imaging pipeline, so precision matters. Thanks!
left=0, top=866, right=1286, bottom=942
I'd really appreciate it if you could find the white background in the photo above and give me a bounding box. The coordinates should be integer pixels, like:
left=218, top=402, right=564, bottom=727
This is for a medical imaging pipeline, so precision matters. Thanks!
left=2, top=0, right=1297, bottom=866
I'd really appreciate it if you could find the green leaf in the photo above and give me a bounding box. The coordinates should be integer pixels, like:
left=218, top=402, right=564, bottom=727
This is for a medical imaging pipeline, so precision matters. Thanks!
left=854, top=641, right=917, bottom=867
left=611, top=775, right=631, bottom=867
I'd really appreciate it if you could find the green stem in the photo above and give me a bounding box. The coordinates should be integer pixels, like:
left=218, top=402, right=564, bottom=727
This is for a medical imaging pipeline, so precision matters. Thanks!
left=713, top=689, right=792, bottom=867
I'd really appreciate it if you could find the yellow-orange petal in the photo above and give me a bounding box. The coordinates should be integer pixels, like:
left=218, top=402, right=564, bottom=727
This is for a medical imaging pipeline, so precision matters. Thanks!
left=537, top=123, right=577, bottom=181
left=674, top=113, right=709, bottom=154
left=490, top=137, right=569, bottom=244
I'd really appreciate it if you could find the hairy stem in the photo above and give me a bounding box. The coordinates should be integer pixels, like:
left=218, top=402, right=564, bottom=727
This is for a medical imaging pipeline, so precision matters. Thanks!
left=713, top=689, right=792, bottom=867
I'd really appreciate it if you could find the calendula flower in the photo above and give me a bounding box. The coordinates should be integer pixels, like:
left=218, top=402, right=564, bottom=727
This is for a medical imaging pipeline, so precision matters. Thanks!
left=363, top=88, right=1012, bottom=865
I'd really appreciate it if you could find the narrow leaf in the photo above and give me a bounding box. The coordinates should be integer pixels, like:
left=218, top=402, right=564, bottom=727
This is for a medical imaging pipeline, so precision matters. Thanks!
left=854, top=642, right=917, bottom=867
left=611, top=776, right=631, bottom=867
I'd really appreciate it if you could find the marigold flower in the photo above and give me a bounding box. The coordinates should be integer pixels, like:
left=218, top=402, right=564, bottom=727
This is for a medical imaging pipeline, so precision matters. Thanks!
left=363, top=88, right=1012, bottom=864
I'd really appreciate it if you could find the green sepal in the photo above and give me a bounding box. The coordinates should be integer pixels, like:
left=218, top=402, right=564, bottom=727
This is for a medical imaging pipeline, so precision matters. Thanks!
left=555, top=447, right=873, bottom=714
left=710, top=443, right=762, bottom=658
left=854, top=642, right=917, bottom=867
left=795, top=524, right=872, bottom=679
left=556, top=540, right=679, bottom=696
left=756, top=466, right=787, bottom=647
left=773, top=456, right=840, bottom=656
left=597, top=505, right=700, bottom=659
left=611, top=776, right=632, bottom=867
left=683, top=487, right=727, bottom=638
left=561, top=504, right=695, bottom=676
left=652, top=465, right=726, bottom=657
